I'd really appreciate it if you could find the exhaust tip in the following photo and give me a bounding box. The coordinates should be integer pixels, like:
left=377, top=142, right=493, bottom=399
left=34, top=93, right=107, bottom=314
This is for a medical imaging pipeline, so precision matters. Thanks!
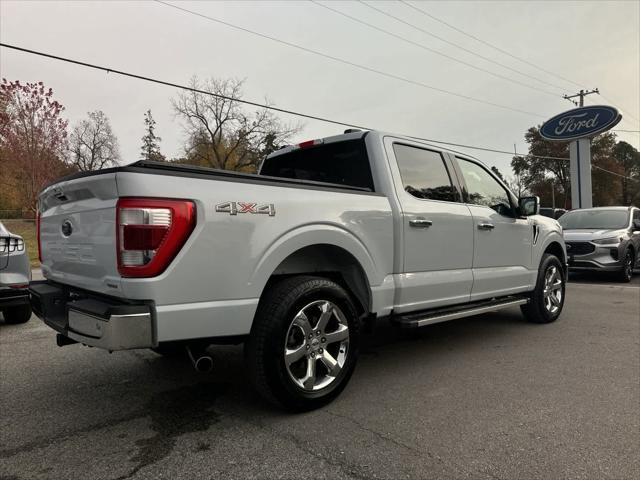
left=194, top=355, right=214, bottom=373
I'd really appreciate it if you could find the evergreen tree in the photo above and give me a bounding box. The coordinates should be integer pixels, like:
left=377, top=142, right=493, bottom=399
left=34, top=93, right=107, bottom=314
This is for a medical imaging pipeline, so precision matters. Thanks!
left=140, top=110, right=164, bottom=161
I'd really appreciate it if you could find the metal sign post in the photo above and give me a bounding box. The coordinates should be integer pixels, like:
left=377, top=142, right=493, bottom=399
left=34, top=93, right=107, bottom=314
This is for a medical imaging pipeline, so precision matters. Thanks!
left=569, top=138, right=593, bottom=209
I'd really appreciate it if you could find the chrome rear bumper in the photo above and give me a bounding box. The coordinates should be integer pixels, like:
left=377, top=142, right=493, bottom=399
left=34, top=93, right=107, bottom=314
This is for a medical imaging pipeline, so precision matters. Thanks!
left=30, top=281, right=155, bottom=351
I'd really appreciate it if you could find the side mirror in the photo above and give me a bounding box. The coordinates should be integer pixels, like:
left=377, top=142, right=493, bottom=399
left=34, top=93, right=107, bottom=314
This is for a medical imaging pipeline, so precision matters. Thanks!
left=518, top=196, right=540, bottom=217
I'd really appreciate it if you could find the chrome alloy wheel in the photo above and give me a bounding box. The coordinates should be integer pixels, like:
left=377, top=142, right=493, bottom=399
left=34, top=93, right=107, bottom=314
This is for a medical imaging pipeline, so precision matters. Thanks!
left=284, top=300, right=350, bottom=391
left=543, top=265, right=563, bottom=314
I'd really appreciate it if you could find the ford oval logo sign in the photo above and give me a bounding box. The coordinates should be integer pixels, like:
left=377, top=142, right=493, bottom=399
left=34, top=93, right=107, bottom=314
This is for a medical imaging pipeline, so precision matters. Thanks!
left=540, top=105, right=621, bottom=142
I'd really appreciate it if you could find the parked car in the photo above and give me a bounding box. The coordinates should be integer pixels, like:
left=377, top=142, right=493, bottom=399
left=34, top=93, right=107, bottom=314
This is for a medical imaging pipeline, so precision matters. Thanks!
left=540, top=207, right=567, bottom=220
left=30, top=130, right=567, bottom=410
left=0, top=222, right=32, bottom=324
left=560, top=206, right=640, bottom=282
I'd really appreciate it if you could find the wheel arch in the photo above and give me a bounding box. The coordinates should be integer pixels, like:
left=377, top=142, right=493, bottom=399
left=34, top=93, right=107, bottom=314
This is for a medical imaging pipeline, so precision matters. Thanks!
left=250, top=226, right=379, bottom=315
left=542, top=239, right=567, bottom=277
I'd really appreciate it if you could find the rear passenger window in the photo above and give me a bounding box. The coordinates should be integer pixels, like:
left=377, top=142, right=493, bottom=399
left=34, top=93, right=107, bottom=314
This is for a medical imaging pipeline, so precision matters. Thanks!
left=393, top=144, right=459, bottom=202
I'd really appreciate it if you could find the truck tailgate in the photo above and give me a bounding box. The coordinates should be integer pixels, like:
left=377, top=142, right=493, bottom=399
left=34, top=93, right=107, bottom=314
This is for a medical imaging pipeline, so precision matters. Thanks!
left=39, top=172, right=122, bottom=296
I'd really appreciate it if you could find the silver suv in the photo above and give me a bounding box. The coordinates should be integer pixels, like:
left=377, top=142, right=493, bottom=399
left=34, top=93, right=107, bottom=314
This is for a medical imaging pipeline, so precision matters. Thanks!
left=560, top=206, right=640, bottom=282
left=0, top=222, right=32, bottom=323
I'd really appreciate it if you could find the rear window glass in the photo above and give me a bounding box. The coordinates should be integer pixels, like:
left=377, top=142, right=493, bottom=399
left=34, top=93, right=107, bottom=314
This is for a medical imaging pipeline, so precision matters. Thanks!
left=259, top=139, right=374, bottom=191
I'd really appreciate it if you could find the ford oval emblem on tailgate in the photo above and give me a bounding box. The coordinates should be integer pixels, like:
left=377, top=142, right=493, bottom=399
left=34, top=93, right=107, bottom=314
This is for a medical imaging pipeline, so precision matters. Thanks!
left=61, top=219, right=73, bottom=237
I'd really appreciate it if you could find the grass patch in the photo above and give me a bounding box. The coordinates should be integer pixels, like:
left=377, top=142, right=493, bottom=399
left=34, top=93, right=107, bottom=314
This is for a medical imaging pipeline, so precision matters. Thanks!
left=1, top=219, right=39, bottom=268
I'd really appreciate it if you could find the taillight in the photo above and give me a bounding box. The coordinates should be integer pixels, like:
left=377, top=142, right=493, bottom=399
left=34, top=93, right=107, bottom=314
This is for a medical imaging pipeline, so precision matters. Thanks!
left=116, top=198, right=196, bottom=278
left=36, top=210, right=42, bottom=263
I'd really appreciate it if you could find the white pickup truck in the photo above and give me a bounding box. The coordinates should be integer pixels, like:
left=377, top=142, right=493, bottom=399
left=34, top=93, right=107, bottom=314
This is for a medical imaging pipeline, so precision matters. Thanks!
left=31, top=130, right=567, bottom=410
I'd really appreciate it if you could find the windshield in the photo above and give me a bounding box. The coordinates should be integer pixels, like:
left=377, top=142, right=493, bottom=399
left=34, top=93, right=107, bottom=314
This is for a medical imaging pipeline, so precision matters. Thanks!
left=559, top=210, right=629, bottom=230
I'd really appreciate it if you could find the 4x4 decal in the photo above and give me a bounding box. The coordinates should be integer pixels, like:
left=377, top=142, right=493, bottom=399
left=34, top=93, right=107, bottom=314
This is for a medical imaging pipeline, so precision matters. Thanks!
left=215, top=201, right=275, bottom=216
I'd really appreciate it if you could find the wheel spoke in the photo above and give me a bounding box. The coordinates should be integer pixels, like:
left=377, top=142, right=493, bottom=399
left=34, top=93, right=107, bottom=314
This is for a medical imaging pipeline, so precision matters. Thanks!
left=550, top=294, right=560, bottom=307
left=551, top=280, right=562, bottom=292
left=320, top=350, right=341, bottom=377
left=302, top=357, right=317, bottom=390
left=285, top=344, right=307, bottom=366
left=324, top=324, right=349, bottom=345
left=316, top=301, right=334, bottom=332
left=292, top=312, right=312, bottom=337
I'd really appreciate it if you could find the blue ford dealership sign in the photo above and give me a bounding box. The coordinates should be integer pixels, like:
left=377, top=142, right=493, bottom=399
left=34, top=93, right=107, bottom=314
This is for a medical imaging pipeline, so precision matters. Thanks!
left=540, top=105, right=621, bottom=141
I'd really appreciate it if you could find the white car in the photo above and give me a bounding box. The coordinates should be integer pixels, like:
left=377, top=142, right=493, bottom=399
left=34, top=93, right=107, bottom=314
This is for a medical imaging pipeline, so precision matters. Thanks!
left=31, top=130, right=567, bottom=410
left=0, top=222, right=32, bottom=324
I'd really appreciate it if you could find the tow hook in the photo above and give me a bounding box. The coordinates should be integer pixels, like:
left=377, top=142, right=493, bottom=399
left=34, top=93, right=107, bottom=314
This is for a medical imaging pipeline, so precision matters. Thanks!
left=186, top=345, right=214, bottom=373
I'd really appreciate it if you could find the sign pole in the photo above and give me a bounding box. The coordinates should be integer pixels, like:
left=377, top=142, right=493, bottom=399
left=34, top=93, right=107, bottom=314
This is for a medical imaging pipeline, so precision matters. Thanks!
left=569, top=138, right=593, bottom=209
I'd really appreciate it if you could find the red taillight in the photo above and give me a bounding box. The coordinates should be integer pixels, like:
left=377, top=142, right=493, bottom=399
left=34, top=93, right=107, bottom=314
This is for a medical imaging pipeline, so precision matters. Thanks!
left=116, top=198, right=196, bottom=278
left=36, top=210, right=42, bottom=263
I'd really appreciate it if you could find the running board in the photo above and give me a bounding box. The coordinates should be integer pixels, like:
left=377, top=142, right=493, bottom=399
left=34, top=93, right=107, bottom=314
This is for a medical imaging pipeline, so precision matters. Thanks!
left=393, top=295, right=529, bottom=328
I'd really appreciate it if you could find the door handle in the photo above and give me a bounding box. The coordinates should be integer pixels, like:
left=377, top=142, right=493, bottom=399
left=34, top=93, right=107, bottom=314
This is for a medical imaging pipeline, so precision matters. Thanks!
left=409, top=218, right=433, bottom=228
left=478, top=222, right=495, bottom=230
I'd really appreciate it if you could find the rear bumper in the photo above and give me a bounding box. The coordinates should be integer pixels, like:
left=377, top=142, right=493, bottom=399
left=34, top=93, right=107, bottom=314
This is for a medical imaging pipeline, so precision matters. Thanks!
left=29, top=281, right=155, bottom=350
left=0, top=288, right=30, bottom=308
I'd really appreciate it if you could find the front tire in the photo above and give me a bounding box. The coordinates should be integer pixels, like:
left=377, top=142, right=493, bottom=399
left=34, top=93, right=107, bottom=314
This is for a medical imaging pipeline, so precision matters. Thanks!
left=618, top=248, right=634, bottom=283
left=245, top=276, right=360, bottom=411
left=2, top=304, right=32, bottom=324
left=521, top=254, right=565, bottom=324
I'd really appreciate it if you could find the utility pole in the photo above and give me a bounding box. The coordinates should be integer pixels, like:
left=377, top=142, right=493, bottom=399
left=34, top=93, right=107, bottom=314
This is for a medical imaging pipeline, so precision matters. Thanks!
left=563, top=88, right=599, bottom=107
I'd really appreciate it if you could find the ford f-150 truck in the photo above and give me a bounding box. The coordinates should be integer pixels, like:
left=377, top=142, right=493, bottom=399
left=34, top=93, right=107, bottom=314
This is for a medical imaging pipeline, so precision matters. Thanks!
left=30, top=130, right=567, bottom=410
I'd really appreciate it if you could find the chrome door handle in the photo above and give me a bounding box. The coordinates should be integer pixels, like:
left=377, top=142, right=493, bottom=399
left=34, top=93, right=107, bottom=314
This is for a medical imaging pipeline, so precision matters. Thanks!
left=409, top=218, right=433, bottom=228
left=478, top=222, right=495, bottom=230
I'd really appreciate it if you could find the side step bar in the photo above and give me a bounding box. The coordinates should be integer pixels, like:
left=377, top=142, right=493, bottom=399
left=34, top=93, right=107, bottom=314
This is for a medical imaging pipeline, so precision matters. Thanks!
left=393, top=295, right=529, bottom=328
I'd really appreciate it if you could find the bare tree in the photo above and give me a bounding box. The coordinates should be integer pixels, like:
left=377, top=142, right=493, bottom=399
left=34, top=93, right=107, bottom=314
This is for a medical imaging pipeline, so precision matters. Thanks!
left=69, top=110, right=120, bottom=171
left=172, top=77, right=300, bottom=172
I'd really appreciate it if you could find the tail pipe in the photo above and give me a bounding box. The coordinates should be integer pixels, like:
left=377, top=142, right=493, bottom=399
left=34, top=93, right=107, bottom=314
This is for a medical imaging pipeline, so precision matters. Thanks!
left=186, top=345, right=213, bottom=373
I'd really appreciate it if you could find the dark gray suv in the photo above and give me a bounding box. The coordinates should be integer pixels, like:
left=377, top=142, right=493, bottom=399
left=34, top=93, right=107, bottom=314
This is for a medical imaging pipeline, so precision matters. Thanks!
left=560, top=206, right=640, bottom=282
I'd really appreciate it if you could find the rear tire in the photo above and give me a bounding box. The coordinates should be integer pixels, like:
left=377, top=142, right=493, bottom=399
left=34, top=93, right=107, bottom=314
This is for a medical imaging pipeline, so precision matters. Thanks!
left=521, top=254, right=565, bottom=324
left=2, top=304, right=32, bottom=324
left=618, top=248, right=634, bottom=283
left=245, top=276, right=360, bottom=411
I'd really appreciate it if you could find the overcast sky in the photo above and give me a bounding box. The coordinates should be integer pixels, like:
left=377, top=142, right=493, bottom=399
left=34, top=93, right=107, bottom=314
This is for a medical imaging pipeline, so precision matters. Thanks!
left=1, top=0, right=639, bottom=176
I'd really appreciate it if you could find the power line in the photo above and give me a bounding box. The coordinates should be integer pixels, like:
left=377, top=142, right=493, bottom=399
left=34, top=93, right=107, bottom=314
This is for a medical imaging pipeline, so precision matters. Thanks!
left=1, top=42, right=634, bottom=181
left=401, top=0, right=640, bottom=126
left=400, top=0, right=584, bottom=90
left=153, top=0, right=544, bottom=118
left=314, top=0, right=561, bottom=98
left=599, top=94, right=640, bottom=124
left=583, top=94, right=640, bottom=129
left=593, top=165, right=636, bottom=180
left=0, top=42, right=550, bottom=160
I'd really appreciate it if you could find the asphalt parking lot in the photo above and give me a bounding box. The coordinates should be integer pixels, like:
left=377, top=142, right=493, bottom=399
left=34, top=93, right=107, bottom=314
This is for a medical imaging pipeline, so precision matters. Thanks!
left=1, top=274, right=639, bottom=480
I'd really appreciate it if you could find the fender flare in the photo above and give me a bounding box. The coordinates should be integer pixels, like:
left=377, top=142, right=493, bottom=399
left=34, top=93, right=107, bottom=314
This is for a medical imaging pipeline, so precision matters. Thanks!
left=536, top=231, right=567, bottom=266
left=248, top=224, right=380, bottom=297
